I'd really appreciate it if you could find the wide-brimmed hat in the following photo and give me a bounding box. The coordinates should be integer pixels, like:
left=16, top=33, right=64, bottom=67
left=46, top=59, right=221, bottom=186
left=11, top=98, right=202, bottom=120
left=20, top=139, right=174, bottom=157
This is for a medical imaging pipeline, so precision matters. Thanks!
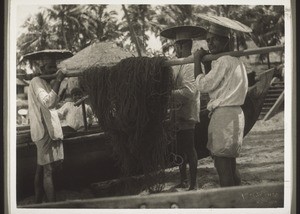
left=160, top=26, right=207, bottom=42
left=208, top=23, right=231, bottom=38
left=196, top=14, right=252, bottom=38
left=20, top=49, right=73, bottom=62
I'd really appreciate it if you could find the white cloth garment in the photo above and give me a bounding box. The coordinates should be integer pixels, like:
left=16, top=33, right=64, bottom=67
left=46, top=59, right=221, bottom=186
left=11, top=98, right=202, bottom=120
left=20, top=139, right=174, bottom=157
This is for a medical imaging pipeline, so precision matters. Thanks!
left=28, top=77, right=63, bottom=141
left=57, top=102, right=93, bottom=131
left=195, top=55, right=248, bottom=157
left=207, top=106, right=244, bottom=157
left=28, top=77, right=64, bottom=165
left=171, top=63, right=200, bottom=130
left=195, top=55, right=248, bottom=112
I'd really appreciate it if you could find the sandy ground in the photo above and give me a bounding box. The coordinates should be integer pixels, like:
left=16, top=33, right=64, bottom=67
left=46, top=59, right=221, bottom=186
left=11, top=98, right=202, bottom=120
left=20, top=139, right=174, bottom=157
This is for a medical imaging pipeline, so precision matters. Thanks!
left=159, top=111, right=284, bottom=193
left=18, top=111, right=284, bottom=205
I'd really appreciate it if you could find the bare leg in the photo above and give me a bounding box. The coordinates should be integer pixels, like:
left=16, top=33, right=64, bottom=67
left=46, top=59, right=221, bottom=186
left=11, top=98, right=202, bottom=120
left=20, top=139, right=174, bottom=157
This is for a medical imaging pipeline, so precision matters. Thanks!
left=174, top=131, right=188, bottom=188
left=34, top=165, right=44, bottom=203
left=231, top=158, right=241, bottom=186
left=176, top=129, right=198, bottom=190
left=187, top=147, right=198, bottom=190
left=184, top=129, right=198, bottom=190
left=214, top=156, right=235, bottom=187
left=173, top=155, right=188, bottom=188
left=43, top=163, right=56, bottom=202
left=178, top=160, right=188, bottom=186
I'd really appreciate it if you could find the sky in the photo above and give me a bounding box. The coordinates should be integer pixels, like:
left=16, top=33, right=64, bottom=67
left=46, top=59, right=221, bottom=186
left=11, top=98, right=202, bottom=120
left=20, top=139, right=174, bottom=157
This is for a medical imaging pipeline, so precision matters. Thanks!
left=16, top=4, right=163, bottom=51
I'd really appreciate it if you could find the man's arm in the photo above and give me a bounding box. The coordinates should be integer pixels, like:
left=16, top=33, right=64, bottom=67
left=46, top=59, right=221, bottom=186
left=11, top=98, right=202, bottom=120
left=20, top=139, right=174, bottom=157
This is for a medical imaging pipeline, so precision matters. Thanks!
left=194, top=49, right=204, bottom=79
left=35, top=70, right=66, bottom=109
left=172, top=64, right=197, bottom=102
left=51, top=70, right=65, bottom=94
left=195, top=57, right=228, bottom=93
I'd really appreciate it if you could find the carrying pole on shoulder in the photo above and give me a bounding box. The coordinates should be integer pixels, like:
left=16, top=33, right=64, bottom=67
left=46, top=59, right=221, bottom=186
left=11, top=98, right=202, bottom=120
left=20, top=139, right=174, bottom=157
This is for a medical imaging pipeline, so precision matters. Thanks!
left=17, top=45, right=284, bottom=80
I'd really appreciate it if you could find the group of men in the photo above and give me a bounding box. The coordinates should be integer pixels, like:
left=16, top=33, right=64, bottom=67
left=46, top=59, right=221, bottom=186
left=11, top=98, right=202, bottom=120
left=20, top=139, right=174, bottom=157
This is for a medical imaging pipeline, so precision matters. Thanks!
left=27, top=19, right=248, bottom=203
left=163, top=23, right=248, bottom=191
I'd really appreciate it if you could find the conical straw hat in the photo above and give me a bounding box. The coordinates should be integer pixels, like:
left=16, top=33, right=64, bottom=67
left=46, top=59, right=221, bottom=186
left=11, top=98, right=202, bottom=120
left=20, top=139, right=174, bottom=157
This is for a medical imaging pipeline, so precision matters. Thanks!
left=196, top=14, right=252, bottom=33
left=160, top=25, right=207, bottom=41
left=20, top=50, right=73, bottom=62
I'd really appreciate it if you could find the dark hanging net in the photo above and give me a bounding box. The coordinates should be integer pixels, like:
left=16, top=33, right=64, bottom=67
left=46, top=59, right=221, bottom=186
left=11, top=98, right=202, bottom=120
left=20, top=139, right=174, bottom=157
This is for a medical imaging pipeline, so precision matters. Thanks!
left=79, top=57, right=173, bottom=193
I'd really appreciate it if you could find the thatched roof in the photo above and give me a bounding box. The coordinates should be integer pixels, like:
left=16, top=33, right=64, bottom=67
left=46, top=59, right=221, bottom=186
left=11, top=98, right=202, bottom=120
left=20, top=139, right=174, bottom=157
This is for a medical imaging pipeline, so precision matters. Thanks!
left=58, top=42, right=135, bottom=71
left=20, top=50, right=73, bottom=62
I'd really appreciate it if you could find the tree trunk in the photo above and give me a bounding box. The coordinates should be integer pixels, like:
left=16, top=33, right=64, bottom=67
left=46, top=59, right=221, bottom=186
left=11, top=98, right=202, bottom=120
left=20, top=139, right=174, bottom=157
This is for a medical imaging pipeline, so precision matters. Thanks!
left=122, top=5, right=142, bottom=57
left=61, top=16, right=69, bottom=50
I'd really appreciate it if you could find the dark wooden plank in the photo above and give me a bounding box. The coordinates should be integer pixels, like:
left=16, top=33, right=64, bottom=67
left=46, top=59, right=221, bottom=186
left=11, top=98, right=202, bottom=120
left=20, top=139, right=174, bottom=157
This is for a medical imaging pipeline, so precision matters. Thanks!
left=20, top=183, right=284, bottom=208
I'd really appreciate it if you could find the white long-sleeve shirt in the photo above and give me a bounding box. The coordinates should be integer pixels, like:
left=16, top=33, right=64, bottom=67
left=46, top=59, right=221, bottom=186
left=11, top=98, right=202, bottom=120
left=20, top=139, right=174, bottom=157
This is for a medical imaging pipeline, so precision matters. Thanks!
left=28, top=77, right=63, bottom=142
left=171, top=63, right=200, bottom=130
left=57, top=102, right=93, bottom=131
left=195, top=55, right=248, bottom=111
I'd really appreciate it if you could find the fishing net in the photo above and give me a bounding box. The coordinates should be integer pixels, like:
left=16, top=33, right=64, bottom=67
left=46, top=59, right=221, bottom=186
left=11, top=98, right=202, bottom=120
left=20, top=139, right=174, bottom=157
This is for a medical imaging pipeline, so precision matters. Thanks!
left=79, top=56, right=173, bottom=192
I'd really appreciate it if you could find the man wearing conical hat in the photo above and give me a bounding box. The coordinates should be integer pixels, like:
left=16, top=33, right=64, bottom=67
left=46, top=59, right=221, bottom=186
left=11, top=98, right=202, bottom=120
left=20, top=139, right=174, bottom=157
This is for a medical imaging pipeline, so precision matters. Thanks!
left=161, top=25, right=205, bottom=190
left=27, top=52, right=67, bottom=203
left=194, top=19, right=249, bottom=187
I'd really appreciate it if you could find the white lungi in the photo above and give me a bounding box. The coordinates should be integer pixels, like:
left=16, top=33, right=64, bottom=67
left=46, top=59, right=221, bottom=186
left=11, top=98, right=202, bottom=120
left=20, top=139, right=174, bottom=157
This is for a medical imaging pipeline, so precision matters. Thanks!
left=35, top=131, right=64, bottom=166
left=207, top=106, right=244, bottom=157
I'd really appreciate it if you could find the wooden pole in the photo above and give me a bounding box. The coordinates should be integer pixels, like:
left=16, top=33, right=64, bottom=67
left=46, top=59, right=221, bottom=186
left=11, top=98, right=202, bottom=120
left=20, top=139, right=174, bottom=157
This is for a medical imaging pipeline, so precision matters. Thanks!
left=165, top=45, right=284, bottom=66
left=81, top=101, right=88, bottom=131
left=74, top=95, right=89, bottom=130
left=17, top=45, right=284, bottom=80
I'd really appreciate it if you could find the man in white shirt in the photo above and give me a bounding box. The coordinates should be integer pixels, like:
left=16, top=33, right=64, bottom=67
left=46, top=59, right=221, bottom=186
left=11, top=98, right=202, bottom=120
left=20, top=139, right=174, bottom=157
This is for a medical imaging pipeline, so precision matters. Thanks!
left=57, top=87, right=93, bottom=132
left=194, top=23, right=248, bottom=187
left=28, top=56, right=65, bottom=203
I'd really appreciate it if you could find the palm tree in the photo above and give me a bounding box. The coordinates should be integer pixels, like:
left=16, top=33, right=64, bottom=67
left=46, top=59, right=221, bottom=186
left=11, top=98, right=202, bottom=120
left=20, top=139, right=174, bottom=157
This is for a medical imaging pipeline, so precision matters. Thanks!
left=46, top=5, right=84, bottom=50
left=119, top=5, right=157, bottom=53
left=151, top=5, right=196, bottom=54
left=152, top=5, right=195, bottom=35
left=80, top=5, right=121, bottom=46
left=17, top=12, right=53, bottom=56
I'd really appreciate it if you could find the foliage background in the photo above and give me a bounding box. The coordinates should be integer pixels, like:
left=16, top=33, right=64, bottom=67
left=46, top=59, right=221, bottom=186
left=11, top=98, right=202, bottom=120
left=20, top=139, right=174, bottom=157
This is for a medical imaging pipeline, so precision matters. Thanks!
left=16, top=5, right=284, bottom=62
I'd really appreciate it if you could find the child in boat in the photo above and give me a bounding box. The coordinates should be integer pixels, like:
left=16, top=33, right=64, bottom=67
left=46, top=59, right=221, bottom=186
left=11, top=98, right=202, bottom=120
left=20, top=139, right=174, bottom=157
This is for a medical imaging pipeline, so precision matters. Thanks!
left=57, top=87, right=94, bottom=132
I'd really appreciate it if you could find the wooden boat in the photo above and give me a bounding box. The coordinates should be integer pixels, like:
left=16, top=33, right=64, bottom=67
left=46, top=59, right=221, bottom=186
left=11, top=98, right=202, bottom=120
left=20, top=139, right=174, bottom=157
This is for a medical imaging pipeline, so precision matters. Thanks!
left=16, top=65, right=278, bottom=200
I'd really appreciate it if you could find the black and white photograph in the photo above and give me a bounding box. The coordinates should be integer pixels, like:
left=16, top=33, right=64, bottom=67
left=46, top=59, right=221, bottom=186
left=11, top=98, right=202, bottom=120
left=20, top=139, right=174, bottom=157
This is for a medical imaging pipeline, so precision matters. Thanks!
left=5, top=0, right=295, bottom=213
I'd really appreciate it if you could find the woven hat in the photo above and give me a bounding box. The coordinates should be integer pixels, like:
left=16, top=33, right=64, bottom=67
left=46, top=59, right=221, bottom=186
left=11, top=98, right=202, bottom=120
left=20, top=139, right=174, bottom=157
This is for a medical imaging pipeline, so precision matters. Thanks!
left=20, top=49, right=73, bottom=62
left=208, top=23, right=231, bottom=37
left=197, top=14, right=252, bottom=37
left=160, top=26, right=207, bottom=42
